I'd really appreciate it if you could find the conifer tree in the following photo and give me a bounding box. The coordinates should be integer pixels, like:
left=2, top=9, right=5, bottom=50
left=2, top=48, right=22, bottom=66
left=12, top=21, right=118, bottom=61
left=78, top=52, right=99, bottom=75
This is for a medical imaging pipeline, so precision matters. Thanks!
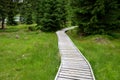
left=7, top=0, right=18, bottom=25
left=21, top=0, right=33, bottom=24
left=72, top=0, right=120, bottom=35
left=36, top=0, right=67, bottom=31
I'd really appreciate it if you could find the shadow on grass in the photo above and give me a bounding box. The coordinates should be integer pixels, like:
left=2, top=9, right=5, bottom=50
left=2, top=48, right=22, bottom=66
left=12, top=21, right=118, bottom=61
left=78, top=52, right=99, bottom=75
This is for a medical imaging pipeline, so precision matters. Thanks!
left=108, top=32, right=120, bottom=39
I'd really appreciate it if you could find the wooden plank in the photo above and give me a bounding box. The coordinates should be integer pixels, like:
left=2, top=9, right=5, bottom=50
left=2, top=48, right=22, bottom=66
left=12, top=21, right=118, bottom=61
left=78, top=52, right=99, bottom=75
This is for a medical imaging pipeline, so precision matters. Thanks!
left=61, top=67, right=91, bottom=72
left=60, top=71, right=91, bottom=76
left=58, top=75, right=93, bottom=80
left=57, top=77, right=72, bottom=80
left=60, top=70, right=91, bottom=74
left=62, top=57, right=84, bottom=59
left=59, top=73, right=92, bottom=79
left=57, top=77, right=92, bottom=80
left=61, top=65, right=89, bottom=70
left=61, top=67, right=90, bottom=70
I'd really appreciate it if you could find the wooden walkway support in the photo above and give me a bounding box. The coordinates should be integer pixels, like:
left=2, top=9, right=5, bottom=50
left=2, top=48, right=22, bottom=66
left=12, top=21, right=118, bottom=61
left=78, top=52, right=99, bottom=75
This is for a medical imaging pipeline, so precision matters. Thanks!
left=55, top=27, right=95, bottom=80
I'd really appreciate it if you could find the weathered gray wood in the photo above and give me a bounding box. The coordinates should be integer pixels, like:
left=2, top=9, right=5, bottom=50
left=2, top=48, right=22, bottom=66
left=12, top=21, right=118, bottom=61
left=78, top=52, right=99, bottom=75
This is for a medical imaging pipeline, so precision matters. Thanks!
left=59, top=73, right=92, bottom=79
left=55, top=27, right=95, bottom=80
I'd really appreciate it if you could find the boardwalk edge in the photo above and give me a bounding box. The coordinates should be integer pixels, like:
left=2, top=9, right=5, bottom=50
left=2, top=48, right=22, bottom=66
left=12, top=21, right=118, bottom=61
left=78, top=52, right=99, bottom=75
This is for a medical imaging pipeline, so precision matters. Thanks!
left=55, top=26, right=96, bottom=80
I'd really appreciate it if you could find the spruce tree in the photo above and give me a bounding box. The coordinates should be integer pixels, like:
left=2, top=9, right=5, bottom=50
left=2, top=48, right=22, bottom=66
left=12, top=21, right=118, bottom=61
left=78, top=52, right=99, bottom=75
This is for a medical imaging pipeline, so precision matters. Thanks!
left=72, top=0, right=120, bottom=35
left=7, top=0, right=18, bottom=25
left=91, top=0, right=120, bottom=34
left=36, top=0, right=67, bottom=31
left=20, top=0, right=33, bottom=24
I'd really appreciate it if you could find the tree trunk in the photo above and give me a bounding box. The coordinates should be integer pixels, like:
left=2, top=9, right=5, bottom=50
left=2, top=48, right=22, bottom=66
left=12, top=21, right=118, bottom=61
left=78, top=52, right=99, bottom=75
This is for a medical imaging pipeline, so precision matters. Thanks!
left=1, top=17, right=5, bottom=29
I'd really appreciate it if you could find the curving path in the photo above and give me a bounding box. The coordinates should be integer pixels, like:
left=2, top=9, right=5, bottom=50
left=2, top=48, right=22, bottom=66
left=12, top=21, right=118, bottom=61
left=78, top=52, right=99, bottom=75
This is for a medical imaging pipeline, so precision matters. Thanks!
left=55, top=27, right=95, bottom=80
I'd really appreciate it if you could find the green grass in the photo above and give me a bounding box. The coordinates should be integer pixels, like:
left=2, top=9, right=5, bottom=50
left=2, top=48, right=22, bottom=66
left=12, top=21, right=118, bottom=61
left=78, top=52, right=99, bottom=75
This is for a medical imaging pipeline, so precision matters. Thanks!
left=0, top=25, right=60, bottom=80
left=67, top=29, right=120, bottom=80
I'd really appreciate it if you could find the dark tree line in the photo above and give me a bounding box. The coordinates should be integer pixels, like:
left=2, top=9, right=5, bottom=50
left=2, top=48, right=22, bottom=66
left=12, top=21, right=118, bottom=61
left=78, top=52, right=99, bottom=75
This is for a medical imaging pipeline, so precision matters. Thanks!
left=20, top=0, right=34, bottom=24
left=7, top=0, right=19, bottom=25
left=0, top=0, right=9, bottom=29
left=0, top=0, right=20, bottom=29
left=0, top=0, right=120, bottom=33
left=71, top=0, right=120, bottom=35
left=0, top=0, right=68, bottom=31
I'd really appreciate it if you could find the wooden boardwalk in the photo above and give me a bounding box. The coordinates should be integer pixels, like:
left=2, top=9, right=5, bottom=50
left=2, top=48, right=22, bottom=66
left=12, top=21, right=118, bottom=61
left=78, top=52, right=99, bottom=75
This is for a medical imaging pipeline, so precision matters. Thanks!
left=55, top=27, right=95, bottom=80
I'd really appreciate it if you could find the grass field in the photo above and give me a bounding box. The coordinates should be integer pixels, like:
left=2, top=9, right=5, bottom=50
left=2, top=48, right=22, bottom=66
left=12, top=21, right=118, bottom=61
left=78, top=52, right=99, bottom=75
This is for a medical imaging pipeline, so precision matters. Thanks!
left=0, top=25, right=60, bottom=80
left=67, top=29, right=120, bottom=80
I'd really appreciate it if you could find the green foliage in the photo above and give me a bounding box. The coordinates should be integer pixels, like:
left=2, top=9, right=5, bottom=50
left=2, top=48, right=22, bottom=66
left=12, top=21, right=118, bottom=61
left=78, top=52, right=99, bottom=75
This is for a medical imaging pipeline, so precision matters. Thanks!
left=36, top=0, right=67, bottom=31
left=0, top=0, right=20, bottom=28
left=0, top=0, right=9, bottom=29
left=26, top=14, right=33, bottom=24
left=0, top=0, right=8, bottom=17
left=7, top=0, right=18, bottom=25
left=20, top=0, right=33, bottom=24
left=72, top=0, right=120, bottom=35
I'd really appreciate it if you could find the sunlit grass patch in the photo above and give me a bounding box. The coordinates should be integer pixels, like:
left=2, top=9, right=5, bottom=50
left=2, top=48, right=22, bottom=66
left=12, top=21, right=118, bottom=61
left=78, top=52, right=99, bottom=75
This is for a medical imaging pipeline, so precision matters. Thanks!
left=0, top=24, right=60, bottom=80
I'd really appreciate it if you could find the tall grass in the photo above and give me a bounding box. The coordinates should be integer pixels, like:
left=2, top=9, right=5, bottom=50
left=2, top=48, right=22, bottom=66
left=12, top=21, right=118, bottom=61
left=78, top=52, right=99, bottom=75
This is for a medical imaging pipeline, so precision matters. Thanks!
left=67, top=29, right=120, bottom=80
left=0, top=25, right=60, bottom=80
